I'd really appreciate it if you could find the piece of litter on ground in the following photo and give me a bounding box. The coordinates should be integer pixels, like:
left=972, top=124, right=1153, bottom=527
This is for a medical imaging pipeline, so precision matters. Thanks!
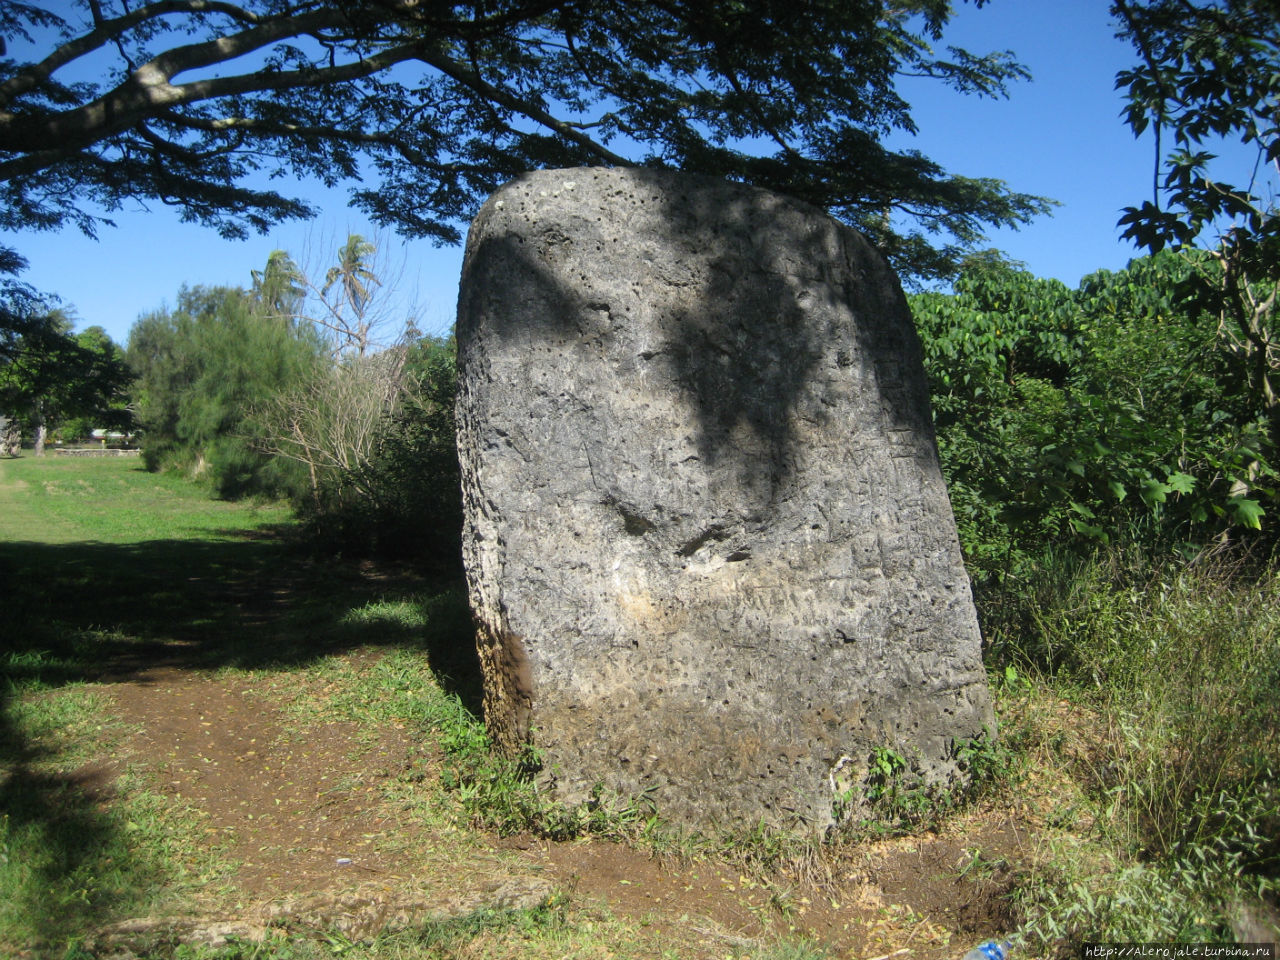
left=336, top=858, right=353, bottom=865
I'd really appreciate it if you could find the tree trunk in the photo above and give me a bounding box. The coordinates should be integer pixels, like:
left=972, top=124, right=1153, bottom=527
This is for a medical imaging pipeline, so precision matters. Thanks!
left=32, top=402, right=46, bottom=456
left=0, top=416, right=19, bottom=457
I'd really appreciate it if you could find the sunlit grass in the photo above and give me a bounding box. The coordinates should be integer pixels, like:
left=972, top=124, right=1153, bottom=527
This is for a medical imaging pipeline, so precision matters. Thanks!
left=2, top=457, right=722, bottom=958
left=0, top=456, right=290, bottom=544
left=9, top=456, right=1275, bottom=955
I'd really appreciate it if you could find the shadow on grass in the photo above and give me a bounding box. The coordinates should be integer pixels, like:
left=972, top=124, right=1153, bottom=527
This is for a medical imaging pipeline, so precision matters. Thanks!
left=0, top=766, right=171, bottom=952
left=0, top=533, right=479, bottom=689
left=0, top=529, right=480, bottom=951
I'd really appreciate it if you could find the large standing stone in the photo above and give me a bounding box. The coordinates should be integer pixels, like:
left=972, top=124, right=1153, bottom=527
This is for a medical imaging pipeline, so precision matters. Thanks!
left=455, top=167, right=993, bottom=830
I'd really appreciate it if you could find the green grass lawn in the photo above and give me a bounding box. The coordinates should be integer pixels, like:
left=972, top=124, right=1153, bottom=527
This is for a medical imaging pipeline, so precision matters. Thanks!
left=0, top=455, right=292, bottom=544
left=0, top=456, right=475, bottom=676
left=0, top=456, right=760, bottom=960
left=0, top=458, right=292, bottom=951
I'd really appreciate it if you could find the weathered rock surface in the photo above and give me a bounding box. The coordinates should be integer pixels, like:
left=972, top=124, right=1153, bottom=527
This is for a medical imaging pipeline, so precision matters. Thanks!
left=455, top=167, right=993, bottom=830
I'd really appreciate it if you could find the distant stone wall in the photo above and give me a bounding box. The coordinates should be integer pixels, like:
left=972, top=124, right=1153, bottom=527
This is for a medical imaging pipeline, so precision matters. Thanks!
left=455, top=167, right=993, bottom=830
left=53, top=447, right=141, bottom=457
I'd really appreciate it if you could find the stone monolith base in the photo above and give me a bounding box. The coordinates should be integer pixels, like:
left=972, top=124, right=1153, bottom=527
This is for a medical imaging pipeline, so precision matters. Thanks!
left=455, top=167, right=993, bottom=830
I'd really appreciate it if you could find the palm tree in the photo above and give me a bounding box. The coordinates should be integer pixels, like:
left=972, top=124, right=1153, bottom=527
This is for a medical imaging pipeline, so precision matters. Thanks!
left=251, top=250, right=306, bottom=319
left=322, top=235, right=381, bottom=355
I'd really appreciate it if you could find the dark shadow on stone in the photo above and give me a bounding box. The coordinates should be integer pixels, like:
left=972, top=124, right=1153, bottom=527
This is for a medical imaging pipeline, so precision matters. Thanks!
left=457, top=167, right=936, bottom=507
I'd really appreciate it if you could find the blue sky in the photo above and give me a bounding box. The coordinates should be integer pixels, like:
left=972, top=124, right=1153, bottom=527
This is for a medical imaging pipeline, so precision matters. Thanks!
left=5, top=0, right=1268, bottom=346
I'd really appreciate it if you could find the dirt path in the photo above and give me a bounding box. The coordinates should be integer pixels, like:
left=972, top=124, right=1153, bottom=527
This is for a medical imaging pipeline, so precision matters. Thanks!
left=87, top=641, right=1024, bottom=958
left=105, top=663, right=424, bottom=897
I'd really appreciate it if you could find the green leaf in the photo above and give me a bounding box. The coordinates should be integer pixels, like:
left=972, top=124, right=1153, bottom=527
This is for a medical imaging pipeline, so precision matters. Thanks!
left=1139, top=479, right=1172, bottom=506
left=1228, top=497, right=1265, bottom=530
left=1069, top=517, right=1109, bottom=542
left=1166, top=471, right=1196, bottom=495
left=1107, top=480, right=1127, bottom=501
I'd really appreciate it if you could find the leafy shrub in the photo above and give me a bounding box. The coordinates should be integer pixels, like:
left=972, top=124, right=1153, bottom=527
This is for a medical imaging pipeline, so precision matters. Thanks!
left=127, top=285, right=321, bottom=500
left=298, top=334, right=464, bottom=572
left=912, top=251, right=1275, bottom=586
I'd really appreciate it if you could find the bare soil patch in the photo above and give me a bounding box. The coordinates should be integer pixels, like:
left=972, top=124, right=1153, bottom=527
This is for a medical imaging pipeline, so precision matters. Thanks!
left=86, top=643, right=1028, bottom=957
left=30, top=508, right=1028, bottom=960
left=501, top=818, right=1027, bottom=958
left=103, top=663, right=432, bottom=898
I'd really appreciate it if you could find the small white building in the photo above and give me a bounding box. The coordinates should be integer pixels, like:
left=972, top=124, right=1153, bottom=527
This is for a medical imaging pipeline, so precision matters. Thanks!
left=90, top=429, right=133, bottom=445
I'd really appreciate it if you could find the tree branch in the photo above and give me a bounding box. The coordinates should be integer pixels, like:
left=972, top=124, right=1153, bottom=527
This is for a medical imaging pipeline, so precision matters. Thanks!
left=1113, top=0, right=1181, bottom=209
left=158, top=110, right=498, bottom=176
left=136, top=118, right=245, bottom=161
left=0, top=0, right=265, bottom=110
left=416, top=47, right=632, bottom=167
left=0, top=24, right=431, bottom=165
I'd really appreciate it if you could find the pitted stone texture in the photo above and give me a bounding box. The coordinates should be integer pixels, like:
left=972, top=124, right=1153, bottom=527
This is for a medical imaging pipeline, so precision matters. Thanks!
left=455, top=167, right=992, bottom=830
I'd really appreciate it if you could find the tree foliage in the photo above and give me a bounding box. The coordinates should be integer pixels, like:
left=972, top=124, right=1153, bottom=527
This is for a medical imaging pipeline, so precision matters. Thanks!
left=128, top=240, right=460, bottom=568
left=296, top=332, right=463, bottom=569
left=911, top=251, right=1271, bottom=581
left=322, top=235, right=381, bottom=349
left=1113, top=0, right=1280, bottom=435
left=308, top=234, right=400, bottom=356
left=0, top=279, right=130, bottom=455
left=256, top=233, right=420, bottom=506
left=246, top=234, right=459, bottom=565
left=251, top=249, right=306, bottom=318
left=127, top=282, right=324, bottom=497
left=0, top=0, right=1050, bottom=282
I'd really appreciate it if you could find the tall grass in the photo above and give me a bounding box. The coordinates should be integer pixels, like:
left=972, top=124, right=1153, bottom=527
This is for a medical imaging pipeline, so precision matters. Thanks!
left=991, top=548, right=1280, bottom=947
